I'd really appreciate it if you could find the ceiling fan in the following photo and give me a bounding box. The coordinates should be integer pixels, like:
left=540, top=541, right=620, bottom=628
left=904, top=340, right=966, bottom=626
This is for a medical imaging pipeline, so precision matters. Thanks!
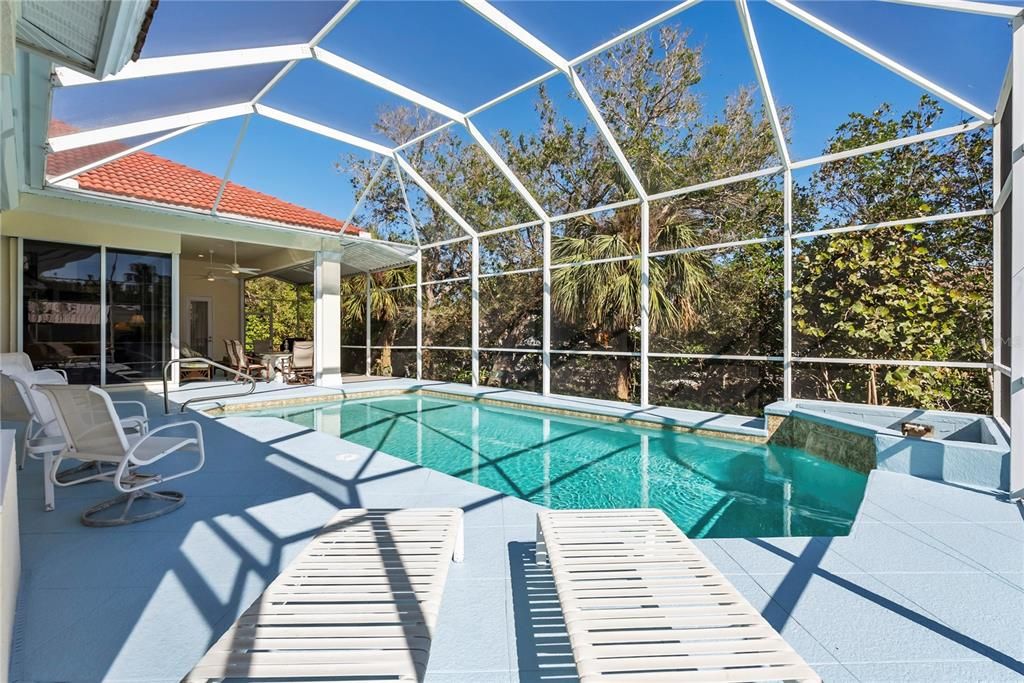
left=187, top=250, right=247, bottom=281
left=208, top=242, right=260, bottom=276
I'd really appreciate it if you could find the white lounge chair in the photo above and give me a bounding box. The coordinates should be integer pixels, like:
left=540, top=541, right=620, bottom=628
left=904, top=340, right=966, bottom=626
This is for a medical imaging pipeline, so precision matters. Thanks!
left=36, top=384, right=204, bottom=526
left=537, top=508, right=820, bottom=683
left=184, top=507, right=464, bottom=682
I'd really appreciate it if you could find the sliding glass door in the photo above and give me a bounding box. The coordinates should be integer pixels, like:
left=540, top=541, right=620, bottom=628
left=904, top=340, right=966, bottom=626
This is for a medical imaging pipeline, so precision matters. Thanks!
left=22, top=240, right=102, bottom=384
left=105, top=249, right=172, bottom=383
left=21, top=239, right=173, bottom=384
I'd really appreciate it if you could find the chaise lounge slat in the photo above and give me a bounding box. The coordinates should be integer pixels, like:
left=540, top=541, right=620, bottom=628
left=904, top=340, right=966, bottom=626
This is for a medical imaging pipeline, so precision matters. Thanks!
left=184, top=507, right=463, bottom=682
left=538, top=508, right=819, bottom=683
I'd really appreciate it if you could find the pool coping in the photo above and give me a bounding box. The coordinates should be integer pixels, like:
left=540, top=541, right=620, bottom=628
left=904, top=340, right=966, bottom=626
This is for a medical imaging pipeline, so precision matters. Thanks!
left=199, top=381, right=771, bottom=444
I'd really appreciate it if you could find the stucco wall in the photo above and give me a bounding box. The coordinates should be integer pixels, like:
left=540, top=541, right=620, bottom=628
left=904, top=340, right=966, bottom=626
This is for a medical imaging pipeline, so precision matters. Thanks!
left=0, top=235, right=12, bottom=353
left=0, top=430, right=20, bottom=683
left=179, top=257, right=240, bottom=364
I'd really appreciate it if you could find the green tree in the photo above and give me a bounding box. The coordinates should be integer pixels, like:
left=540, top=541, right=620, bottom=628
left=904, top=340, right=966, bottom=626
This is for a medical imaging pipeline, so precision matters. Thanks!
left=793, top=97, right=991, bottom=411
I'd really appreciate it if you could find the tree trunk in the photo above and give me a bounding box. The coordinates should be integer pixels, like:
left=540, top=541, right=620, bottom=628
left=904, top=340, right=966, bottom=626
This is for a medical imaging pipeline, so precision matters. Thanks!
left=615, top=355, right=631, bottom=401
left=376, top=322, right=395, bottom=376
left=867, top=365, right=879, bottom=405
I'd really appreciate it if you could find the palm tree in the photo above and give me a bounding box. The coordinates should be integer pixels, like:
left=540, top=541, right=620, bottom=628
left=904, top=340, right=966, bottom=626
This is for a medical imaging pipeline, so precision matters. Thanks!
left=341, top=267, right=415, bottom=376
left=551, top=207, right=711, bottom=400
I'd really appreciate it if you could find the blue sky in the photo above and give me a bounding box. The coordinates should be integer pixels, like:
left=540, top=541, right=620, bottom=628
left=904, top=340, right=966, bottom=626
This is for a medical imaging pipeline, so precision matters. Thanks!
left=54, top=0, right=1013, bottom=223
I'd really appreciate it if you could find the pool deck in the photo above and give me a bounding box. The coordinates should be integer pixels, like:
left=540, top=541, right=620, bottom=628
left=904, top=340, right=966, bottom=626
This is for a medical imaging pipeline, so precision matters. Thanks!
left=5, top=380, right=1023, bottom=682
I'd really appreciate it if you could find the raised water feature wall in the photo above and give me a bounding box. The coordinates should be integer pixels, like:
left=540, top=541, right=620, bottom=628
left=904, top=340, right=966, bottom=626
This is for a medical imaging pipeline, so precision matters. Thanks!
left=765, top=400, right=1010, bottom=491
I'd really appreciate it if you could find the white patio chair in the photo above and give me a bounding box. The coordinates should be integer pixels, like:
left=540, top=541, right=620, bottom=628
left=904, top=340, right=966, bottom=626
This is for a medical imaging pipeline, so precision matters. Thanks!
left=35, top=384, right=205, bottom=526
left=1, top=354, right=149, bottom=511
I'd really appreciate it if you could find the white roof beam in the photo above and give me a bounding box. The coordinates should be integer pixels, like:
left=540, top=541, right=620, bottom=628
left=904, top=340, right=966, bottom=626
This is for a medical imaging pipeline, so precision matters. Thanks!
left=736, top=0, right=791, bottom=168
left=251, top=0, right=361, bottom=106
left=47, top=123, right=204, bottom=184
left=340, top=157, right=395, bottom=237
left=790, top=119, right=988, bottom=169
left=47, top=103, right=254, bottom=152
left=882, top=0, right=1023, bottom=18
left=464, top=118, right=548, bottom=220
left=768, top=0, right=992, bottom=121
left=463, top=0, right=647, bottom=198
left=53, top=45, right=312, bottom=86
left=254, top=105, right=393, bottom=155
left=392, top=158, right=423, bottom=247
left=461, top=0, right=570, bottom=72
left=314, top=48, right=464, bottom=121
left=394, top=152, right=478, bottom=237
left=212, top=114, right=252, bottom=214
left=569, top=0, right=702, bottom=66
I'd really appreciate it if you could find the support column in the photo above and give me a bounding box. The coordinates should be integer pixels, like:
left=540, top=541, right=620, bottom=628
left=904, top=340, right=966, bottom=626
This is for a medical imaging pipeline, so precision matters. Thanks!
left=416, top=251, right=423, bottom=380
left=542, top=220, right=552, bottom=396
left=364, top=272, right=372, bottom=376
left=170, top=251, right=180, bottom=386
left=314, top=250, right=343, bottom=388
left=783, top=170, right=794, bottom=401
left=1010, top=18, right=1024, bottom=498
left=471, top=236, right=480, bottom=387
left=640, top=201, right=650, bottom=407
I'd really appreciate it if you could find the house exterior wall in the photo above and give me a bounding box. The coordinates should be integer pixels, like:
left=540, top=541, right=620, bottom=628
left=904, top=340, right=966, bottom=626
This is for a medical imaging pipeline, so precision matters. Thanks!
left=179, top=257, right=241, bottom=365
left=0, top=234, right=13, bottom=353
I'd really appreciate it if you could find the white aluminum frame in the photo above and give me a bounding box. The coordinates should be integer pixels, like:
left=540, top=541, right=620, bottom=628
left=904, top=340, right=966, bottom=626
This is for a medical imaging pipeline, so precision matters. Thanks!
left=38, top=0, right=1023, bottom=475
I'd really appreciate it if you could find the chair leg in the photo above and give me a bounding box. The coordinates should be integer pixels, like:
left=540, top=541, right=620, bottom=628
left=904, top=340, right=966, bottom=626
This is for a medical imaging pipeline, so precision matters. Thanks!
left=43, top=452, right=54, bottom=511
left=535, top=517, right=548, bottom=566
left=81, top=489, right=185, bottom=527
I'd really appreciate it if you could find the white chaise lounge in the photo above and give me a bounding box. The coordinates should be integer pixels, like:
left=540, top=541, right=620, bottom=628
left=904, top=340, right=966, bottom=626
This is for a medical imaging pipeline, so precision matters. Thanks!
left=184, top=507, right=464, bottom=682
left=537, top=508, right=820, bottom=683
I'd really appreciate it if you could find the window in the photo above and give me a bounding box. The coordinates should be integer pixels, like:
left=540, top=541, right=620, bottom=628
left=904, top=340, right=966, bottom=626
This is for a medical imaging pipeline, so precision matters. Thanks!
left=22, top=240, right=172, bottom=384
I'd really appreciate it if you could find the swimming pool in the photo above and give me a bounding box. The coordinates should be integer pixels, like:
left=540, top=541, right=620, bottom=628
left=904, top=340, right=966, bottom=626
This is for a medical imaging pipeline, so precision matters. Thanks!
left=246, top=393, right=868, bottom=538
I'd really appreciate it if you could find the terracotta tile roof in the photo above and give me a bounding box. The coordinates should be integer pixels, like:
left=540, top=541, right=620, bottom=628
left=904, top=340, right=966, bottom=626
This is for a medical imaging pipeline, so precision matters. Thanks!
left=46, top=121, right=364, bottom=235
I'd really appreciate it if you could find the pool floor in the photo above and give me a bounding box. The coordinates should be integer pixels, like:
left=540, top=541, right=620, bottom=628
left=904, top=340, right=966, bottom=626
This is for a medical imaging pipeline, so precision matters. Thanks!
left=248, top=394, right=868, bottom=538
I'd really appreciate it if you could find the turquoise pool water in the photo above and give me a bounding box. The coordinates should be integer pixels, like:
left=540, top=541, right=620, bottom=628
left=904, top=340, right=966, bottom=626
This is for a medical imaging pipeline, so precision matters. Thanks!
left=249, top=394, right=868, bottom=538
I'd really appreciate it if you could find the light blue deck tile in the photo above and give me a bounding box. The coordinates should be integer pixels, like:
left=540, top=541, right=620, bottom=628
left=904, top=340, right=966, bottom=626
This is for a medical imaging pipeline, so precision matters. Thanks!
left=447, top=523, right=512, bottom=580
left=857, top=520, right=1023, bottom=573
left=428, top=578, right=511, bottom=674
left=689, top=539, right=750, bottom=575
left=862, top=571, right=1024, bottom=660
left=703, top=536, right=858, bottom=577
left=725, top=574, right=843, bottom=668
left=801, top=662, right=860, bottom=682
left=821, top=518, right=1022, bottom=575
left=11, top=587, right=123, bottom=681
left=501, top=496, right=545, bottom=528
left=746, top=569, right=1024, bottom=671
left=19, top=530, right=182, bottom=589
left=843, top=659, right=1024, bottom=683
left=425, top=671, right=513, bottom=683
left=861, top=471, right=1021, bottom=524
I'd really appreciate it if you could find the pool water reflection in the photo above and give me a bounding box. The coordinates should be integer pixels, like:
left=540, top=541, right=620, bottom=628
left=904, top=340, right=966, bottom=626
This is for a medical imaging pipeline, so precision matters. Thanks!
left=249, top=394, right=868, bottom=538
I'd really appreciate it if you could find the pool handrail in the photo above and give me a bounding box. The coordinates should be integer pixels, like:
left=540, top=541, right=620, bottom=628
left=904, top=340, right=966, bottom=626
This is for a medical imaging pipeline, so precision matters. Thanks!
left=162, top=358, right=257, bottom=414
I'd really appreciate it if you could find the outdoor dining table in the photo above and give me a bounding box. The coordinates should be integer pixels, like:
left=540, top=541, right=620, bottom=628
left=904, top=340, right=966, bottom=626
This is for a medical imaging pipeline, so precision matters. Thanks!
left=261, top=351, right=292, bottom=383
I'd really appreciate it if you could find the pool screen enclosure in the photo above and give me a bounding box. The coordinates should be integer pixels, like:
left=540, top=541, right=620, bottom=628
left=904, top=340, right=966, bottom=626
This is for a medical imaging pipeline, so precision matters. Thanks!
left=40, top=0, right=1024, bottom=496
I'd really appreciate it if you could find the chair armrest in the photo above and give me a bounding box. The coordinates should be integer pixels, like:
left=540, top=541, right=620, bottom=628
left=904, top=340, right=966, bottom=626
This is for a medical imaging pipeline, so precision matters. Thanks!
left=112, top=400, right=149, bottom=422
left=117, top=421, right=206, bottom=492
